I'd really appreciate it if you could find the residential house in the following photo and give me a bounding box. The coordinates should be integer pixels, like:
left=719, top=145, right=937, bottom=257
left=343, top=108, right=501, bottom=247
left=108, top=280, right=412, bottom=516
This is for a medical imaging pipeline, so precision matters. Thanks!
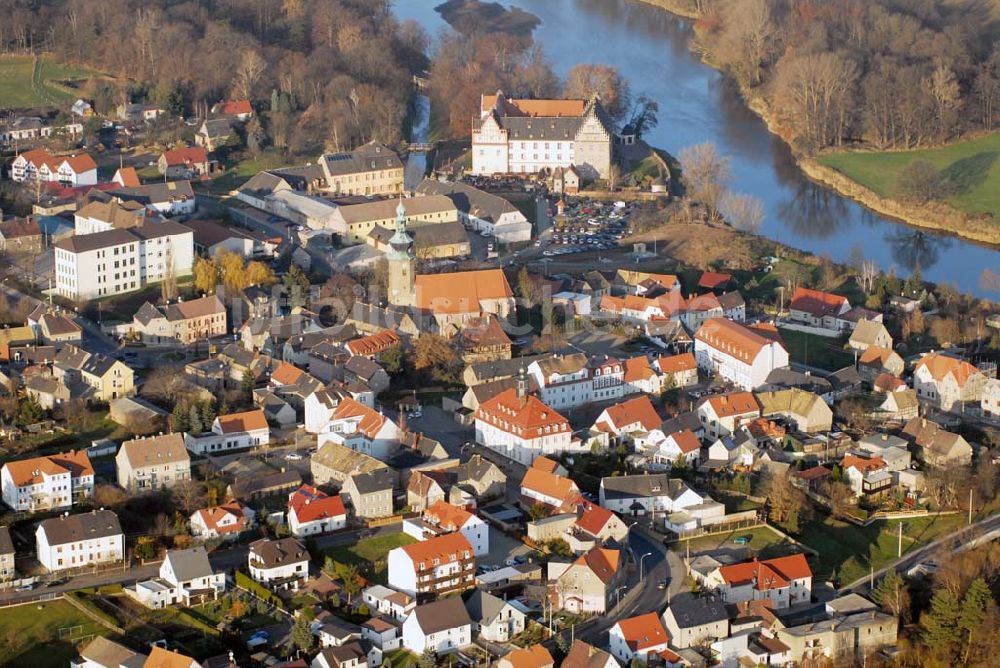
left=848, top=320, right=892, bottom=352
left=661, top=593, right=729, bottom=649
left=874, top=388, right=920, bottom=422
left=184, top=409, right=270, bottom=455
left=341, top=468, right=396, bottom=519
left=755, top=389, right=833, bottom=433
left=38, top=312, right=83, bottom=344
left=0, top=527, right=14, bottom=580
left=400, top=596, right=472, bottom=655
left=654, top=352, right=699, bottom=390
left=387, top=532, right=475, bottom=599
left=116, top=433, right=191, bottom=491
left=912, top=352, right=987, bottom=411
left=345, top=329, right=400, bottom=359
left=697, top=392, right=761, bottom=441
left=310, top=441, right=386, bottom=487
left=592, top=395, right=662, bottom=445
left=599, top=474, right=705, bottom=518
left=117, top=102, right=163, bottom=123
left=718, top=291, right=746, bottom=322
left=563, top=640, right=620, bottom=668
left=73, top=199, right=145, bottom=235
left=316, top=397, right=402, bottom=460
left=704, top=554, right=812, bottom=609
left=194, top=118, right=236, bottom=151
left=211, top=100, right=254, bottom=121
left=362, top=617, right=402, bottom=653
left=0, top=217, right=44, bottom=253
left=248, top=537, right=310, bottom=591
left=983, top=378, right=1000, bottom=420
left=520, top=465, right=582, bottom=514
left=311, top=643, right=371, bottom=668
left=318, top=142, right=404, bottom=197
left=453, top=454, right=506, bottom=500
left=363, top=584, right=415, bottom=622
left=189, top=501, right=254, bottom=540
left=858, top=346, right=905, bottom=383
left=465, top=589, right=527, bottom=643
left=694, top=318, right=789, bottom=390
left=609, top=612, right=671, bottom=665
left=406, top=470, right=448, bottom=512
left=458, top=316, right=513, bottom=363
left=127, top=546, right=225, bottom=608
left=901, top=417, right=974, bottom=467
left=575, top=502, right=629, bottom=544
left=287, top=484, right=347, bottom=537
left=36, top=509, right=124, bottom=572
left=550, top=546, right=623, bottom=614
left=788, top=288, right=850, bottom=328
left=652, top=429, right=702, bottom=468
left=158, top=146, right=211, bottom=178
left=10, top=148, right=97, bottom=186
left=408, top=500, right=489, bottom=556
left=127, top=296, right=227, bottom=345
left=773, top=594, right=897, bottom=665
left=1, top=450, right=94, bottom=512
left=475, top=385, right=578, bottom=466
left=109, top=179, right=198, bottom=217
left=841, top=453, right=892, bottom=497
left=497, top=646, right=554, bottom=668
left=343, top=356, right=390, bottom=394
left=73, top=636, right=148, bottom=668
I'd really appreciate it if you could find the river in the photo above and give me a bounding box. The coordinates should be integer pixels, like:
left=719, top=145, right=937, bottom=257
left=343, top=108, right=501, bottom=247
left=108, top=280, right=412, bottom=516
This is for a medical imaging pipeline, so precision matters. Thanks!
left=392, top=0, right=1000, bottom=298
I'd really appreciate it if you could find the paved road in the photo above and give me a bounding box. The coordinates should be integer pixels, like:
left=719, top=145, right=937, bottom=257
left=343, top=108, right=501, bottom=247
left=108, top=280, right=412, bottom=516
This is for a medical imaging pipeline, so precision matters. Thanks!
left=843, top=511, right=1000, bottom=593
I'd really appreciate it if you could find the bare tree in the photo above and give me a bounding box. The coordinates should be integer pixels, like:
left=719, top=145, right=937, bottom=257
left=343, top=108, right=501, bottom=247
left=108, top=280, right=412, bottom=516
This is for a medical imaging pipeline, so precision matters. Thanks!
left=860, top=259, right=879, bottom=295
left=233, top=48, right=266, bottom=101
left=677, top=142, right=731, bottom=216
left=774, top=51, right=859, bottom=150
left=719, top=191, right=765, bottom=233
left=563, top=64, right=631, bottom=122
left=717, top=0, right=776, bottom=86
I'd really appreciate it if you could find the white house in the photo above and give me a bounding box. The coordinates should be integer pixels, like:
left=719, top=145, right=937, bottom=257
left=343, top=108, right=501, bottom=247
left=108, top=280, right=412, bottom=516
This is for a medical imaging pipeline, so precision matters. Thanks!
left=184, top=409, right=270, bottom=455
left=116, top=433, right=191, bottom=492
left=912, top=352, right=987, bottom=412
left=694, top=318, right=789, bottom=390
left=248, top=537, right=310, bottom=591
left=36, top=510, right=124, bottom=572
left=599, top=474, right=705, bottom=518
left=788, top=288, right=850, bottom=329
left=696, top=392, right=761, bottom=441
left=401, top=597, right=473, bottom=656
left=402, top=500, right=490, bottom=556
left=127, top=546, right=225, bottom=608
left=1, top=450, right=94, bottom=512
left=983, top=378, right=1000, bottom=421
left=609, top=612, right=671, bottom=665
left=654, top=429, right=702, bottom=468
left=10, top=149, right=96, bottom=186
left=414, top=177, right=532, bottom=243
left=387, top=532, right=475, bottom=598
left=316, top=397, right=402, bottom=461
left=474, top=385, right=581, bottom=466
left=527, top=354, right=625, bottom=410
left=287, top=485, right=347, bottom=537
left=464, top=589, right=526, bottom=643
left=54, top=220, right=194, bottom=301
left=704, top=554, right=812, bottom=609
left=362, top=584, right=415, bottom=622
left=661, top=594, right=729, bottom=649
left=189, top=501, right=254, bottom=540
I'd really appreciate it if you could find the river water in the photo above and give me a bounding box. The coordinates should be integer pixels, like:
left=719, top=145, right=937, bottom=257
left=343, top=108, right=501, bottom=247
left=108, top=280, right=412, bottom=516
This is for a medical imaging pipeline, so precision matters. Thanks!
left=393, top=0, right=999, bottom=298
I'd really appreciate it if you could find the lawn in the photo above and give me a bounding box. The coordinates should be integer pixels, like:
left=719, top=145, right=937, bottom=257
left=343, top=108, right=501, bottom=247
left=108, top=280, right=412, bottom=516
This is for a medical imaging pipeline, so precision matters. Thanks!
left=0, top=599, right=107, bottom=667
left=818, top=132, right=1000, bottom=219
left=0, top=55, right=102, bottom=109
left=778, top=328, right=854, bottom=372
left=797, top=512, right=968, bottom=587
left=324, top=533, right=417, bottom=585
left=384, top=648, right=418, bottom=667
left=205, top=151, right=290, bottom=193
left=672, top=525, right=793, bottom=559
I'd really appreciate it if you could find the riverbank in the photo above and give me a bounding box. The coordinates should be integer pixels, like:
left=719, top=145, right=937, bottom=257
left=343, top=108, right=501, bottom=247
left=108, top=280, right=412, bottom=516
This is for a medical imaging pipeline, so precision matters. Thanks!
left=638, top=0, right=1000, bottom=248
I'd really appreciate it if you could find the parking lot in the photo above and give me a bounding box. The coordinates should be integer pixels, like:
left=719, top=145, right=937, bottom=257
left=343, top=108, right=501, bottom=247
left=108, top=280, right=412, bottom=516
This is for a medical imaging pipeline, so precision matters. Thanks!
left=477, top=527, right=537, bottom=568
left=540, top=197, right=638, bottom=258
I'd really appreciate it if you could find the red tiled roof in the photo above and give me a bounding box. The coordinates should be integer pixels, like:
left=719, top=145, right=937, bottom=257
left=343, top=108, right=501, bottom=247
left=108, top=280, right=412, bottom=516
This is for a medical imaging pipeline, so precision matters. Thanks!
left=718, top=554, right=812, bottom=590
left=623, top=355, right=656, bottom=383
left=62, top=153, right=97, bottom=173
left=218, top=100, right=253, bottom=116
left=345, top=329, right=399, bottom=356
left=288, top=484, right=346, bottom=523
left=704, top=391, right=760, bottom=418
left=476, top=389, right=569, bottom=439
left=400, top=532, right=473, bottom=565
left=915, top=352, right=981, bottom=388
left=161, top=146, right=208, bottom=167
left=521, top=468, right=580, bottom=505
left=114, top=166, right=141, bottom=187
left=669, top=429, right=701, bottom=454
left=575, top=502, right=615, bottom=537
left=331, top=397, right=388, bottom=439
left=424, top=500, right=475, bottom=531
left=576, top=546, right=620, bottom=584
left=598, top=395, right=661, bottom=433
left=216, top=409, right=268, bottom=433
left=414, top=269, right=513, bottom=315
left=793, top=465, right=831, bottom=481
left=193, top=501, right=250, bottom=535
left=657, top=352, right=696, bottom=375
left=695, top=317, right=778, bottom=363
left=531, top=456, right=560, bottom=473
left=698, top=271, right=733, bottom=289
left=614, top=612, right=669, bottom=651
left=789, top=287, right=849, bottom=318
left=270, top=361, right=305, bottom=386
left=501, top=645, right=554, bottom=668
left=3, top=450, right=93, bottom=487
left=840, top=454, right=887, bottom=473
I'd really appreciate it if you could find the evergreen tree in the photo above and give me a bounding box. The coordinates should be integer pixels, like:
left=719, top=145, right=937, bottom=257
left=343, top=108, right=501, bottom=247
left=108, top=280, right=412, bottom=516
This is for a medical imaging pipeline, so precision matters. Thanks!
left=188, top=404, right=204, bottom=433
left=418, top=648, right=436, bottom=668
left=172, top=402, right=189, bottom=432
left=381, top=344, right=404, bottom=374
left=242, top=369, right=256, bottom=400
left=873, top=568, right=910, bottom=621
left=291, top=614, right=314, bottom=651
left=200, top=400, right=216, bottom=429
left=959, top=577, right=993, bottom=663
left=921, top=587, right=961, bottom=663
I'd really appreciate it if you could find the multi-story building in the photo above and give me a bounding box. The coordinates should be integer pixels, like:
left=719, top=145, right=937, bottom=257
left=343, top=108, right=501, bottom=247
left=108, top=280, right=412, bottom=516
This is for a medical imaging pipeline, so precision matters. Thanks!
left=328, top=194, right=458, bottom=245
left=387, top=532, right=476, bottom=599
left=609, top=612, right=671, bottom=665
left=400, top=596, right=473, bottom=656
left=472, top=92, right=614, bottom=180
left=54, top=221, right=194, bottom=301
left=694, top=318, right=789, bottom=390
left=415, top=178, right=532, bottom=243
left=788, top=288, right=851, bottom=328
left=697, top=392, right=761, bottom=441
left=474, top=382, right=579, bottom=466
left=983, top=378, right=1000, bottom=420
left=316, top=397, right=402, bottom=460
left=248, top=537, right=310, bottom=591
left=116, top=433, right=191, bottom=491
left=36, top=509, right=124, bottom=572
left=527, top=353, right=624, bottom=410
left=184, top=409, right=270, bottom=455
left=0, top=527, right=13, bottom=580
left=74, top=199, right=146, bottom=235
left=286, top=485, right=347, bottom=537
left=128, top=546, right=225, bottom=608
left=704, top=554, right=812, bottom=609
left=1, top=450, right=94, bottom=512
left=340, top=468, right=395, bottom=519
left=912, top=352, right=987, bottom=412
left=318, top=142, right=404, bottom=196
left=126, top=295, right=227, bottom=345
left=549, top=546, right=623, bottom=614
left=403, top=501, right=490, bottom=556
left=10, top=148, right=97, bottom=186
left=599, top=474, right=705, bottom=518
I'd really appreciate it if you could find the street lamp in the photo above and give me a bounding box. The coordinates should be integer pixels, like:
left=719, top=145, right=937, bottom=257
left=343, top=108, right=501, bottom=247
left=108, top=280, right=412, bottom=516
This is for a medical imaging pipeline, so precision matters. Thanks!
left=639, top=551, right=653, bottom=580
left=615, top=585, right=628, bottom=608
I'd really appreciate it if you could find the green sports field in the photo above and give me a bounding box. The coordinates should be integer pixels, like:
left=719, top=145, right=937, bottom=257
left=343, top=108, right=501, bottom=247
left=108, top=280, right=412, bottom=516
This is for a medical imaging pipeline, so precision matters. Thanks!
left=818, top=132, right=1000, bottom=219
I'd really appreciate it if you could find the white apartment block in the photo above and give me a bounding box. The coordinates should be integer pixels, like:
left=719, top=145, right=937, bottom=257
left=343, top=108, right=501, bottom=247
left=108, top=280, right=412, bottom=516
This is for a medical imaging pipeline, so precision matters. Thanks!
left=36, top=510, right=124, bottom=572
left=1, top=450, right=94, bottom=512
left=54, top=221, right=194, bottom=301
left=983, top=378, right=1000, bottom=421
left=694, top=318, right=789, bottom=390
left=527, top=354, right=625, bottom=411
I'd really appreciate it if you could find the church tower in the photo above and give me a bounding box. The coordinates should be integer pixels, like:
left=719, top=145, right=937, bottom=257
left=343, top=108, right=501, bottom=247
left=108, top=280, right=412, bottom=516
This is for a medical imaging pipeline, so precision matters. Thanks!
left=387, top=197, right=415, bottom=308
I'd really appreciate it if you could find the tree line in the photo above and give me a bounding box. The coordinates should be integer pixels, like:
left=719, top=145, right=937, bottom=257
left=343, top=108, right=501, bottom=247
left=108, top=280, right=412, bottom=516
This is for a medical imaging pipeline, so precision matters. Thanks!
left=0, top=0, right=428, bottom=155
left=693, top=0, right=1000, bottom=152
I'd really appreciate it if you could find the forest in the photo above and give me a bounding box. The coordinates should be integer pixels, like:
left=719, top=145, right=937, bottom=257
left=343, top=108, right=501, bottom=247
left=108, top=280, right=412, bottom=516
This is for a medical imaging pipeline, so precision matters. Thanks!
left=691, top=0, right=1000, bottom=152
left=0, top=0, right=429, bottom=154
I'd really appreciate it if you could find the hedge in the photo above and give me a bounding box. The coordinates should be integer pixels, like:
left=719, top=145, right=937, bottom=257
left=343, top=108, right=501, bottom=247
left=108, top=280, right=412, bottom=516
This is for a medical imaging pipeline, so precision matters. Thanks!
left=235, top=570, right=285, bottom=610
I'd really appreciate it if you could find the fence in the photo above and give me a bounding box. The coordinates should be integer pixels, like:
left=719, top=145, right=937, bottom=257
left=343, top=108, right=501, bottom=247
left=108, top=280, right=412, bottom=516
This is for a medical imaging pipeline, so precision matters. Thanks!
left=62, top=591, right=126, bottom=634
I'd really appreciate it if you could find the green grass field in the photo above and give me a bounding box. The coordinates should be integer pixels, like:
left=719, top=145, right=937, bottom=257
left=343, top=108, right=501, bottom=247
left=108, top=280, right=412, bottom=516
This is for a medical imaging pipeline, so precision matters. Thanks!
left=672, top=525, right=793, bottom=558
left=324, top=533, right=417, bottom=585
left=0, top=55, right=102, bottom=109
left=778, top=328, right=854, bottom=372
left=798, top=513, right=968, bottom=586
left=0, top=599, right=107, bottom=667
left=818, top=133, right=1000, bottom=219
